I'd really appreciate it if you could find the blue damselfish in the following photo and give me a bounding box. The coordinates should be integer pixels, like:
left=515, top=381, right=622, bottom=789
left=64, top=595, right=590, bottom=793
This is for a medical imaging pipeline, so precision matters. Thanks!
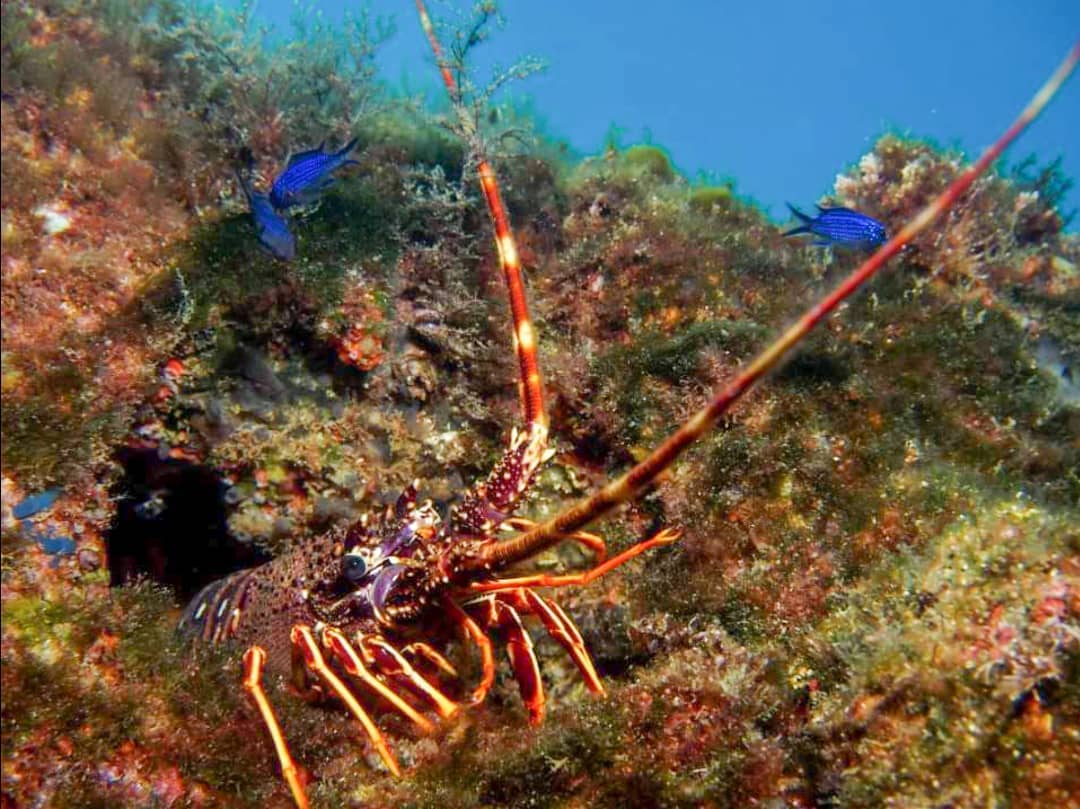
left=237, top=172, right=296, bottom=261
left=784, top=204, right=888, bottom=249
left=269, top=138, right=359, bottom=210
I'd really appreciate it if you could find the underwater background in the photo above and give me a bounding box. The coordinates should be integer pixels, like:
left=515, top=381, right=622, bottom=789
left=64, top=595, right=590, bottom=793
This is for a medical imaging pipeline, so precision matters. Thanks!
left=2, top=1, right=1079, bottom=807
left=247, top=0, right=1080, bottom=224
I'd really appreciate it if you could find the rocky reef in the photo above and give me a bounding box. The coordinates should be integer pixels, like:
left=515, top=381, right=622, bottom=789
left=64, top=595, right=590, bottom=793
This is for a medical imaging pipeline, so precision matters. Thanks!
left=2, top=2, right=1078, bottom=807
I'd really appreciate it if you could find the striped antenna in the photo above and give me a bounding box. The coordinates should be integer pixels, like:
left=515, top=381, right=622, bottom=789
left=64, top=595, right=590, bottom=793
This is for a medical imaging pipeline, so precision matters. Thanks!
left=478, top=40, right=1080, bottom=570
left=416, top=0, right=547, bottom=429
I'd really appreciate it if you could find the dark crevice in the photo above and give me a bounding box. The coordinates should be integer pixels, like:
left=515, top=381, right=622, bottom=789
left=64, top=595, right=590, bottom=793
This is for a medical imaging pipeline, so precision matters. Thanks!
left=105, top=446, right=269, bottom=602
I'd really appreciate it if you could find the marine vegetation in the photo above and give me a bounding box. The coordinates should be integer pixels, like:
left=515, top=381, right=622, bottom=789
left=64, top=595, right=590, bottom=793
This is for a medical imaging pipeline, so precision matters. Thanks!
left=2, top=2, right=1079, bottom=808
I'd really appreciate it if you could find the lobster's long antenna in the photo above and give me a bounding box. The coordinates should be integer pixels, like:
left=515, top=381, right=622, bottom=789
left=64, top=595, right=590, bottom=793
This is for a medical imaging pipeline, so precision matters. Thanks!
left=479, top=40, right=1080, bottom=569
left=416, top=0, right=547, bottom=429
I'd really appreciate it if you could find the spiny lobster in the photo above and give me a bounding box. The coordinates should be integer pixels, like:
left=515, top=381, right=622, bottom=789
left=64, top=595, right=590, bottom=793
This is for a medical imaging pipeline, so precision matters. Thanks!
left=179, top=3, right=1079, bottom=806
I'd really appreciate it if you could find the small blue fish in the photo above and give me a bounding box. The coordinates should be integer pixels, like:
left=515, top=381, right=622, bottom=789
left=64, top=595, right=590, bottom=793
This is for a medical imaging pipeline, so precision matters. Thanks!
left=19, top=523, right=76, bottom=567
left=13, top=489, right=61, bottom=520
left=237, top=172, right=296, bottom=261
left=269, top=138, right=359, bottom=209
left=784, top=204, right=888, bottom=249
left=34, top=530, right=77, bottom=556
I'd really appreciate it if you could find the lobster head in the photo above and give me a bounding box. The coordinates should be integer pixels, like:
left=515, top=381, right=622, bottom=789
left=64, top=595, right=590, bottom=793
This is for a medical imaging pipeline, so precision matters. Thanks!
left=314, top=482, right=449, bottom=629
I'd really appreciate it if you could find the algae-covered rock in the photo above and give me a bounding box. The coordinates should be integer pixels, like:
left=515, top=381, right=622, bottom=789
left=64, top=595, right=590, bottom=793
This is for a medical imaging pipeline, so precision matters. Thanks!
left=621, top=144, right=677, bottom=183
left=688, top=184, right=734, bottom=214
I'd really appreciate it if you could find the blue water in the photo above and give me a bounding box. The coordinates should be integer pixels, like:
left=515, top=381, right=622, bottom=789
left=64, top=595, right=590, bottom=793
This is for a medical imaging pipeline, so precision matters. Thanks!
left=244, top=0, right=1080, bottom=226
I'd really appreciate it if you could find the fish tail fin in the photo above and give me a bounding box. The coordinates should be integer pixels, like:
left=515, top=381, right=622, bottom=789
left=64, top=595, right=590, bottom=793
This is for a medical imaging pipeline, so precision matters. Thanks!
left=234, top=169, right=254, bottom=205
left=787, top=202, right=813, bottom=224
left=782, top=203, right=813, bottom=237
left=337, top=137, right=359, bottom=158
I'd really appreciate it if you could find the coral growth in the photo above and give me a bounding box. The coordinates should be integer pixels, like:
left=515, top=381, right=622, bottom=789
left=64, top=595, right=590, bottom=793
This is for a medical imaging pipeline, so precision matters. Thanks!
left=323, top=283, right=387, bottom=371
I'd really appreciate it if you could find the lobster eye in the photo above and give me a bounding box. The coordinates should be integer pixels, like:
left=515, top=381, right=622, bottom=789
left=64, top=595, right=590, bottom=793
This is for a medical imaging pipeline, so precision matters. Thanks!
left=342, top=553, right=368, bottom=583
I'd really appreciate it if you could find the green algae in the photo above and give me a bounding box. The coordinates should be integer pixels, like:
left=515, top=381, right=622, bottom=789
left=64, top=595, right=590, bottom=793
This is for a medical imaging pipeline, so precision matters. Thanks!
left=0, top=371, right=131, bottom=486
left=620, top=145, right=677, bottom=183
left=1, top=582, right=276, bottom=805
left=688, top=184, right=734, bottom=215
left=808, top=498, right=1079, bottom=806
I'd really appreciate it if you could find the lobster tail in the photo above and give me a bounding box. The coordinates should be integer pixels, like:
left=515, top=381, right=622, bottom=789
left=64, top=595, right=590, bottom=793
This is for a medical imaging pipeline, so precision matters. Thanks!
left=179, top=569, right=257, bottom=645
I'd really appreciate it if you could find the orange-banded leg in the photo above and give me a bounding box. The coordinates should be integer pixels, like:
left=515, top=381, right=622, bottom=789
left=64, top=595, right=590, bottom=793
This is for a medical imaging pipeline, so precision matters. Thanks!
left=358, top=633, right=459, bottom=720
left=321, top=627, right=435, bottom=735
left=499, top=588, right=606, bottom=697
left=502, top=517, right=608, bottom=563
left=242, top=646, right=309, bottom=809
left=472, top=594, right=546, bottom=725
left=290, top=626, right=401, bottom=776
left=401, top=641, right=459, bottom=678
left=442, top=595, right=496, bottom=705
left=471, top=527, right=682, bottom=593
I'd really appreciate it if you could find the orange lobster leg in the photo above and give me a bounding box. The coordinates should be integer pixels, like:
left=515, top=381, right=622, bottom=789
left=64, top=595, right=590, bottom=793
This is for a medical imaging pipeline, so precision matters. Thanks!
left=321, top=627, right=435, bottom=735
left=475, top=595, right=546, bottom=725
left=503, top=517, right=608, bottom=563
left=442, top=595, right=496, bottom=705
left=242, top=646, right=309, bottom=809
left=401, top=641, right=459, bottom=678
left=360, top=633, right=459, bottom=720
left=515, top=590, right=606, bottom=696
left=471, top=527, right=682, bottom=593
left=290, top=626, right=400, bottom=777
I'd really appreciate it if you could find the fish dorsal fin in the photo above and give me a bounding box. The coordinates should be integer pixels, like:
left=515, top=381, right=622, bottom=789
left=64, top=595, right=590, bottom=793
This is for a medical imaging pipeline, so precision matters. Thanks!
left=284, top=141, right=329, bottom=168
left=816, top=203, right=854, bottom=214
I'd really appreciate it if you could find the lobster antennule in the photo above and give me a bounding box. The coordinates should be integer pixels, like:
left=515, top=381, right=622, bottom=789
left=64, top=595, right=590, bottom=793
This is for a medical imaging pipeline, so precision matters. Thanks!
left=472, top=40, right=1080, bottom=572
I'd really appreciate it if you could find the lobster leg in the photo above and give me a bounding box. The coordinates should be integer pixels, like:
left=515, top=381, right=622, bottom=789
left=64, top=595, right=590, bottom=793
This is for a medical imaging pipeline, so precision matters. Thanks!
left=401, top=641, right=459, bottom=678
left=441, top=595, right=496, bottom=705
left=474, top=595, right=546, bottom=725
left=503, top=517, right=608, bottom=563
left=290, top=626, right=401, bottom=777
left=242, top=646, right=310, bottom=809
left=514, top=590, right=606, bottom=696
left=321, top=627, right=436, bottom=735
left=359, top=633, right=459, bottom=720
left=470, top=527, right=682, bottom=593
